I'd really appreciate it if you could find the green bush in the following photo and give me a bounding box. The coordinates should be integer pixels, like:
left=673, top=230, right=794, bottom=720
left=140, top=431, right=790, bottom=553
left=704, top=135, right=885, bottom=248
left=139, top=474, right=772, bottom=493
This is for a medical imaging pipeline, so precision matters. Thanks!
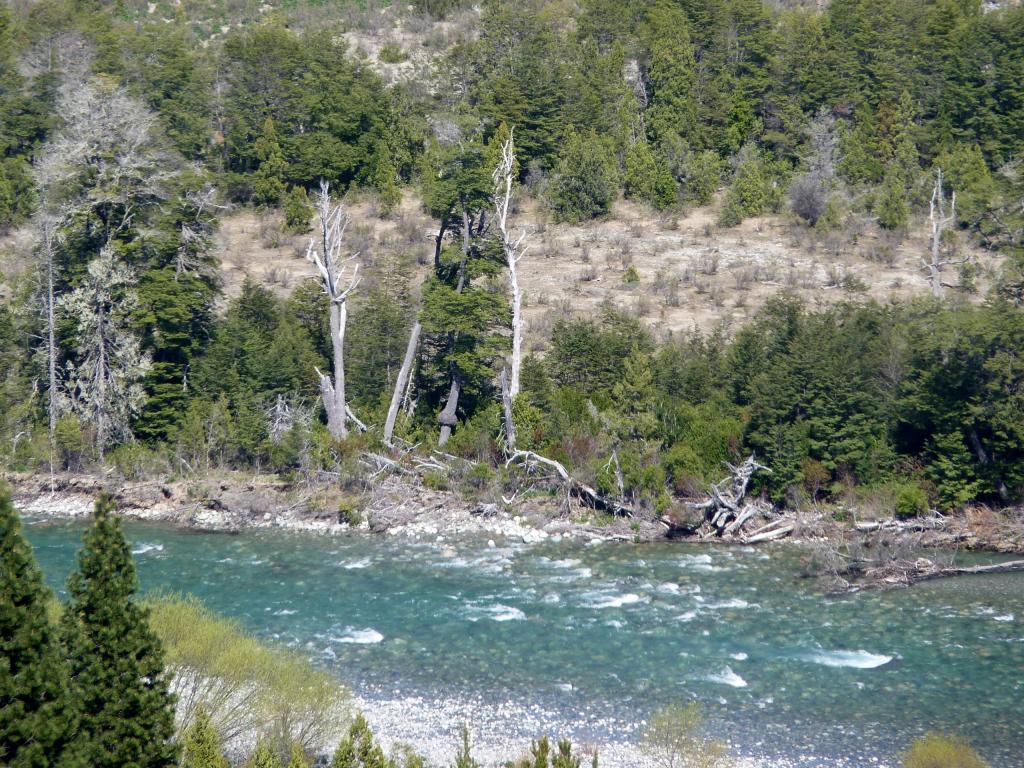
left=902, top=733, right=988, bottom=768
left=550, top=130, right=618, bottom=224
left=283, top=186, right=313, bottom=232
left=622, top=265, right=640, bottom=284
left=378, top=44, right=408, bottom=64
left=54, top=414, right=89, bottom=470
left=145, top=595, right=350, bottom=754
left=894, top=482, right=929, bottom=518
left=337, top=497, right=364, bottom=527
left=718, top=145, right=783, bottom=227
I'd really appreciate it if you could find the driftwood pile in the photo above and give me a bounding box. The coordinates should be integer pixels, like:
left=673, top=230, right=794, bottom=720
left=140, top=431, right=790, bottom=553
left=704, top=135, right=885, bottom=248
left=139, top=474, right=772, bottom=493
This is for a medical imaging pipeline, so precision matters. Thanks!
left=831, top=556, right=1024, bottom=594
left=686, top=456, right=788, bottom=541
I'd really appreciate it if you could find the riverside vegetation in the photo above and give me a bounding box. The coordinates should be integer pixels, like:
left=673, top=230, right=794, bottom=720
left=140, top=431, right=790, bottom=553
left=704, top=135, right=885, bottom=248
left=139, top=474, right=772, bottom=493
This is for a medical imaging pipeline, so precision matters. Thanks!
left=0, top=487, right=999, bottom=768
left=0, top=0, right=1021, bottom=531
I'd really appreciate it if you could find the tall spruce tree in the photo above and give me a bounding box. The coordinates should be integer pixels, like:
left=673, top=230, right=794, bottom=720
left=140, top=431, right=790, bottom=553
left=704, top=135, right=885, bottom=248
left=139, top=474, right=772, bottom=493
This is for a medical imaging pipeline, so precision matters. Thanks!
left=0, top=488, right=82, bottom=768
left=61, top=495, right=178, bottom=768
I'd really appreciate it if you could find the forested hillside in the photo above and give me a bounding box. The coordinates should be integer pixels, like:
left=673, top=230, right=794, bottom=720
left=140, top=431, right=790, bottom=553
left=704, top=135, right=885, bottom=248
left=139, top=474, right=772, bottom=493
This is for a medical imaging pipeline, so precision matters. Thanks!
left=1, top=0, right=1023, bottom=516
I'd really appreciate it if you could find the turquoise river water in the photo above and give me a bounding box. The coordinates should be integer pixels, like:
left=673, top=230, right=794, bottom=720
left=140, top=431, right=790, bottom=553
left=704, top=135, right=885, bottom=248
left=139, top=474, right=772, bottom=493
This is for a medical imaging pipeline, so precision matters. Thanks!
left=21, top=516, right=1024, bottom=767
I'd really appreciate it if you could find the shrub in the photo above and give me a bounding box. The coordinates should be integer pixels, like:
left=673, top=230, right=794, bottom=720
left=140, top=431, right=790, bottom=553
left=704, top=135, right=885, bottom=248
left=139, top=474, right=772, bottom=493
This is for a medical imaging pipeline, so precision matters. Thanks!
left=283, top=186, right=313, bottom=232
left=642, top=703, right=731, bottom=768
left=789, top=173, right=828, bottom=225
left=681, top=150, right=723, bottom=205
left=337, top=497, right=364, bottom=527
left=894, top=482, right=929, bottom=519
left=902, top=733, right=988, bottom=768
left=622, top=265, right=640, bottom=284
left=145, top=595, right=350, bottom=754
left=54, top=414, right=89, bottom=470
left=378, top=43, right=408, bottom=63
left=718, top=144, right=782, bottom=227
left=624, top=141, right=677, bottom=210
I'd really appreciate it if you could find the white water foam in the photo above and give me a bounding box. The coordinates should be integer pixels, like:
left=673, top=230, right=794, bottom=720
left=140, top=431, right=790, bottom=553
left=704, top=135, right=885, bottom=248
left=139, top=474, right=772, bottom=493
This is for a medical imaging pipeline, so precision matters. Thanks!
left=674, top=610, right=698, bottom=622
left=730, top=652, right=749, bottom=661
left=131, top=543, right=163, bottom=555
left=333, top=628, right=385, bottom=644
left=584, top=592, right=645, bottom=609
left=993, top=613, right=1015, bottom=622
left=704, top=666, right=748, bottom=688
left=343, top=558, right=373, bottom=570
left=707, top=598, right=754, bottom=609
left=466, top=604, right=527, bottom=622
left=800, top=649, right=893, bottom=669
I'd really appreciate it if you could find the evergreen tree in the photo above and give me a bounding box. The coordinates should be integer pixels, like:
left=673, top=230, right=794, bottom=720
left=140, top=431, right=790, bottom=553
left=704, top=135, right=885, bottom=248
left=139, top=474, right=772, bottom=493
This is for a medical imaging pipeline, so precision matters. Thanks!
left=61, top=495, right=178, bottom=768
left=641, top=1, right=699, bottom=151
left=253, top=118, right=287, bottom=206
left=550, top=130, right=618, bottom=223
left=286, top=743, right=310, bottom=768
left=624, top=140, right=677, bottom=210
left=250, top=741, right=283, bottom=768
left=876, top=167, right=909, bottom=230
left=331, top=715, right=393, bottom=768
left=0, top=488, right=82, bottom=768
left=181, top=707, right=228, bottom=768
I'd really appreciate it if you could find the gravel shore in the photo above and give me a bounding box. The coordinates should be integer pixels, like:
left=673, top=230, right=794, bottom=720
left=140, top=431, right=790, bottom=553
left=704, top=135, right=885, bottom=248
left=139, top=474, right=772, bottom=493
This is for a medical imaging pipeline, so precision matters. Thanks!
left=352, top=690, right=896, bottom=768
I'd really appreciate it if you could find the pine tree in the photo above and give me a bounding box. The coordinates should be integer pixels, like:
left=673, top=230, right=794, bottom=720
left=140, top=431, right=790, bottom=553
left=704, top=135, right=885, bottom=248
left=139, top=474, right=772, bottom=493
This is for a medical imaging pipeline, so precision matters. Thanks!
left=0, top=488, right=82, bottom=768
left=331, top=715, right=393, bottom=768
left=181, top=707, right=228, bottom=768
left=61, top=495, right=178, bottom=768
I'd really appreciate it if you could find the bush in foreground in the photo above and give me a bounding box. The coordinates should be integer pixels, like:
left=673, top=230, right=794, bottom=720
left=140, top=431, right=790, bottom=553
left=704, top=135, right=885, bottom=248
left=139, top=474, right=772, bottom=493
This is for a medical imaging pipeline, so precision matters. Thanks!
left=146, top=594, right=350, bottom=757
left=902, top=733, right=989, bottom=768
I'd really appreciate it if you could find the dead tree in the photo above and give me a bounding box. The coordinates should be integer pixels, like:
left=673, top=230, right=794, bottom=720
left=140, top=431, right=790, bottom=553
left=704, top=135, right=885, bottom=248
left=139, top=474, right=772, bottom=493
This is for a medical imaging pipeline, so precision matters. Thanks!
left=306, top=181, right=360, bottom=440
left=922, top=168, right=965, bottom=296
left=383, top=320, right=421, bottom=448
left=492, top=129, right=528, bottom=399
left=506, top=449, right=634, bottom=517
left=689, top=456, right=773, bottom=538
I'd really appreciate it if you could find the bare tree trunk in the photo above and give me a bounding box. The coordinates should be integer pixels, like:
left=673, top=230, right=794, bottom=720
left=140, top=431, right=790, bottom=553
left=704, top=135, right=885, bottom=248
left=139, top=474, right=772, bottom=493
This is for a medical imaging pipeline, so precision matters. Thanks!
left=318, top=301, right=348, bottom=439
left=499, top=367, right=516, bottom=453
left=924, top=168, right=961, bottom=297
left=306, top=181, right=360, bottom=441
left=492, top=130, right=528, bottom=398
left=383, top=321, right=421, bottom=447
left=437, top=373, right=461, bottom=447
left=44, top=224, right=58, bottom=437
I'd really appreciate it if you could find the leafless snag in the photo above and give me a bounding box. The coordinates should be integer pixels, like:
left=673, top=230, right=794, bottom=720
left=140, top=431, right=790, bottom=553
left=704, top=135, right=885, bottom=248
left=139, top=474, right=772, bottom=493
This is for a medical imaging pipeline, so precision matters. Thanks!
left=305, top=181, right=360, bottom=440
left=922, top=168, right=966, bottom=296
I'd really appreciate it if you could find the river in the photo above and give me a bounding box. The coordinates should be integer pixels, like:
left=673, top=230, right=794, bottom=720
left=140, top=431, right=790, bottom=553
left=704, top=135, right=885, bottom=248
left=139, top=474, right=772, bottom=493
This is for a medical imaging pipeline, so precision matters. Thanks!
left=21, top=515, right=1024, bottom=767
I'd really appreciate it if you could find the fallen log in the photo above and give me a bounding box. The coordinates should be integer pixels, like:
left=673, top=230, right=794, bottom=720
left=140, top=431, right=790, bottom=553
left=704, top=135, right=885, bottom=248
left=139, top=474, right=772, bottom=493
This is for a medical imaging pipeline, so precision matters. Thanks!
left=744, top=524, right=794, bottom=544
left=506, top=449, right=635, bottom=517
left=916, top=559, right=1024, bottom=582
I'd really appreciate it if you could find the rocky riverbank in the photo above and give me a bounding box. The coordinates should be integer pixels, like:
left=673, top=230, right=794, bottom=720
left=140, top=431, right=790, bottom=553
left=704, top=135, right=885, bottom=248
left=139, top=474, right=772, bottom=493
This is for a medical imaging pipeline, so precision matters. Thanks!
left=9, top=470, right=1024, bottom=558
left=5, top=471, right=658, bottom=544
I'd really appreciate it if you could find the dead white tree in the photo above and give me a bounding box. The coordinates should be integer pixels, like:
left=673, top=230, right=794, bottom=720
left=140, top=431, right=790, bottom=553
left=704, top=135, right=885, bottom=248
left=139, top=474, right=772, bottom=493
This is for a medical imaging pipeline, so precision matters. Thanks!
left=306, top=181, right=360, bottom=440
left=922, top=168, right=965, bottom=297
left=492, top=129, right=528, bottom=400
left=688, top=455, right=774, bottom=539
left=383, top=320, right=421, bottom=448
